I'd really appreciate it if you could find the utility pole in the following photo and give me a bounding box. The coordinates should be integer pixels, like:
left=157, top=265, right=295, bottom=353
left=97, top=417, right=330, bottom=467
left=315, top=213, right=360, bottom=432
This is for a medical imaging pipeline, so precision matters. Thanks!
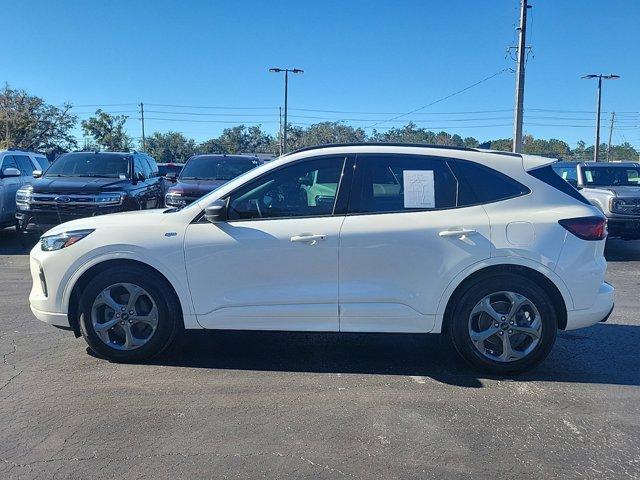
left=139, top=102, right=146, bottom=151
left=512, top=0, right=530, bottom=153
left=278, top=107, right=283, bottom=156
left=269, top=67, right=303, bottom=153
left=607, top=111, right=615, bottom=162
left=582, top=74, right=619, bottom=162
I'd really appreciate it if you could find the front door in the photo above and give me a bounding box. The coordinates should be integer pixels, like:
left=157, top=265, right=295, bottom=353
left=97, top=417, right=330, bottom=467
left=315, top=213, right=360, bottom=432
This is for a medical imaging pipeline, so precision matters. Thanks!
left=0, top=155, right=23, bottom=224
left=184, top=155, right=349, bottom=331
left=338, top=153, right=492, bottom=333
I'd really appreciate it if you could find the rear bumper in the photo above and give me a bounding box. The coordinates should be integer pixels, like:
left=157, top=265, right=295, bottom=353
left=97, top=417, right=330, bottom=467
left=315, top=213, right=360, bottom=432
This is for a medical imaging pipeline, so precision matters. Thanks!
left=565, top=282, right=614, bottom=331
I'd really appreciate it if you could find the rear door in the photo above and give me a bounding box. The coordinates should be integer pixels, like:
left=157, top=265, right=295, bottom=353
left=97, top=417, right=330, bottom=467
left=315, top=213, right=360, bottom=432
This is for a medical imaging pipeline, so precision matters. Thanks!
left=338, top=154, right=492, bottom=333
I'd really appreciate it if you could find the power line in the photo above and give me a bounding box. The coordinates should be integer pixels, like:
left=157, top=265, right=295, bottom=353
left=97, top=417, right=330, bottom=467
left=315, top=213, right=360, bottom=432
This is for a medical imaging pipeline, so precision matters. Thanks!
left=366, top=68, right=511, bottom=129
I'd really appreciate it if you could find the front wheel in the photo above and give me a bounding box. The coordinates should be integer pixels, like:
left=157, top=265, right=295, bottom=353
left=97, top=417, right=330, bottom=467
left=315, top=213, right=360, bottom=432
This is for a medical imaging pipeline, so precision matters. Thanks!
left=79, top=266, right=181, bottom=362
left=449, top=274, right=558, bottom=375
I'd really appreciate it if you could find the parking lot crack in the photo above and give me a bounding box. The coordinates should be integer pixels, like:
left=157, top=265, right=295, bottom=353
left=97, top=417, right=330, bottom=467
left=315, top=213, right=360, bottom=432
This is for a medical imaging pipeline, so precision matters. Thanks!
left=0, top=342, right=23, bottom=393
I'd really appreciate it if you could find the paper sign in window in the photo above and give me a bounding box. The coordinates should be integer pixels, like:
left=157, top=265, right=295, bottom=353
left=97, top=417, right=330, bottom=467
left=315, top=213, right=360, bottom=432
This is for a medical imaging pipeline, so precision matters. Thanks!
left=403, top=170, right=435, bottom=208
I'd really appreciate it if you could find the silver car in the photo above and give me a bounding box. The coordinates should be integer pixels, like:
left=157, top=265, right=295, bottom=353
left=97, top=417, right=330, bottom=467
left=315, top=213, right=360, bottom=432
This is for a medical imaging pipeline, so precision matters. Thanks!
left=0, top=150, right=49, bottom=228
left=553, top=161, right=640, bottom=239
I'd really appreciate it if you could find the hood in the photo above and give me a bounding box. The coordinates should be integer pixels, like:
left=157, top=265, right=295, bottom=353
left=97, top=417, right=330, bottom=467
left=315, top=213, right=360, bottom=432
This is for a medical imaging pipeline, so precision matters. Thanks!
left=168, top=179, right=228, bottom=195
left=31, top=176, right=130, bottom=194
left=583, top=185, right=640, bottom=198
left=42, top=208, right=170, bottom=237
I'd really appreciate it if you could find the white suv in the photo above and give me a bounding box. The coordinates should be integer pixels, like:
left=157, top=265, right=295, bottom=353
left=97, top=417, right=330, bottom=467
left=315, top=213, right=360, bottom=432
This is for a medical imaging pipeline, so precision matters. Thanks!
left=28, top=144, right=614, bottom=374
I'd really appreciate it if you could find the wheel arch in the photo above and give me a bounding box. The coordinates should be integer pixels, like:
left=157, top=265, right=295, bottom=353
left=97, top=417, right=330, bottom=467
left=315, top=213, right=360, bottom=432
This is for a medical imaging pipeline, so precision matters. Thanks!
left=438, top=262, right=570, bottom=335
left=66, top=258, right=186, bottom=337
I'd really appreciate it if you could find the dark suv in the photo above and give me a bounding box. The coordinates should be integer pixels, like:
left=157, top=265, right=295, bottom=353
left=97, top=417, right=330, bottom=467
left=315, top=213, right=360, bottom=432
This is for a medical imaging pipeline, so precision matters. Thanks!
left=16, top=151, right=163, bottom=231
left=164, top=154, right=261, bottom=207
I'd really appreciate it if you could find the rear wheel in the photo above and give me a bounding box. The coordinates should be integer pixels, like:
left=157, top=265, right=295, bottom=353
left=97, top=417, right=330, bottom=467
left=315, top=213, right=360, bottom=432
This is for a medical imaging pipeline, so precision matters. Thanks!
left=79, top=266, right=181, bottom=362
left=449, top=274, right=557, bottom=375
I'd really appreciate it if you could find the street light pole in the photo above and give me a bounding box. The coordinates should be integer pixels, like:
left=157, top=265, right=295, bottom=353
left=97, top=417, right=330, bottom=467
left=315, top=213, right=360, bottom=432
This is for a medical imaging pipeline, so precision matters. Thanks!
left=582, top=74, right=620, bottom=162
left=269, top=67, right=303, bottom=153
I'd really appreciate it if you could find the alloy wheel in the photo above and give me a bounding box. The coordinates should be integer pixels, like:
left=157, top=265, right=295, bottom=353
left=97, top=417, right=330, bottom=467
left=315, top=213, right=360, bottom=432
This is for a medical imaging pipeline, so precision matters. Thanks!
left=467, top=291, right=542, bottom=363
left=90, top=283, right=158, bottom=350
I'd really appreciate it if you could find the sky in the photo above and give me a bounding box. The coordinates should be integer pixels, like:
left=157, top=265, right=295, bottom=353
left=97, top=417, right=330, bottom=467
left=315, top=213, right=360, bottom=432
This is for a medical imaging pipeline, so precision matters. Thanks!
left=4, top=0, right=639, bottom=149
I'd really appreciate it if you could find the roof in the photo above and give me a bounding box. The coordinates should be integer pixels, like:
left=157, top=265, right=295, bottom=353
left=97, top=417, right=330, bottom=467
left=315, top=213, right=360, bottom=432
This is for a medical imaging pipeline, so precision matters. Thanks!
left=283, top=142, right=523, bottom=159
left=555, top=160, right=640, bottom=168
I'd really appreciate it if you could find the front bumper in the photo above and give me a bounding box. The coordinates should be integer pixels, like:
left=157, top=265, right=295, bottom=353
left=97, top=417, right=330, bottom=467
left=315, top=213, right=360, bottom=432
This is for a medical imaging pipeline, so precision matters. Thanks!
left=16, top=206, right=122, bottom=231
left=607, top=217, right=640, bottom=238
left=565, top=282, right=614, bottom=330
left=30, top=305, right=70, bottom=327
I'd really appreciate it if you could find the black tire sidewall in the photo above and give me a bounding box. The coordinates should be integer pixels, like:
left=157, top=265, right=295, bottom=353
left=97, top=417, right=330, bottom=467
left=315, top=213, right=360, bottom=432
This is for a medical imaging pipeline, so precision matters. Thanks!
left=79, top=266, right=179, bottom=362
left=449, top=274, right=558, bottom=375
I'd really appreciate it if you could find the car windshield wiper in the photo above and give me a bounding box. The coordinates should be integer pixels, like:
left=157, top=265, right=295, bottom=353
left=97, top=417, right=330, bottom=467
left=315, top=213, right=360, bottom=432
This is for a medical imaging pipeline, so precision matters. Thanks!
left=181, top=176, right=212, bottom=180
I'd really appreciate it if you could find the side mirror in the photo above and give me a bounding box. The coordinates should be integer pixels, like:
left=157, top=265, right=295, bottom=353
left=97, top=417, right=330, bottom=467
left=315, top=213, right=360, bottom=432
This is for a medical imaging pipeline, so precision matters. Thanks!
left=165, top=172, right=178, bottom=183
left=33, top=170, right=43, bottom=178
left=2, top=167, right=21, bottom=178
left=204, top=199, right=228, bottom=223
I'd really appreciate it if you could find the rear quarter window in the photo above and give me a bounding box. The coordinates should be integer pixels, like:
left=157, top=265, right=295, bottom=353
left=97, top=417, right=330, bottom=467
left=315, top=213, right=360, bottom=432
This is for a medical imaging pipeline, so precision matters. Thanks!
left=446, top=159, right=530, bottom=206
left=528, top=165, right=591, bottom=205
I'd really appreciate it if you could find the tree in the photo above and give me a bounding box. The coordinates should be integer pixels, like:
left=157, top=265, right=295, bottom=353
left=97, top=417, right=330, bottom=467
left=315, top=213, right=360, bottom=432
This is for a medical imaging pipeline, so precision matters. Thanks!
left=81, top=109, right=133, bottom=152
left=295, top=122, right=365, bottom=148
left=145, top=131, right=197, bottom=163
left=0, top=84, right=78, bottom=154
left=203, top=125, right=276, bottom=154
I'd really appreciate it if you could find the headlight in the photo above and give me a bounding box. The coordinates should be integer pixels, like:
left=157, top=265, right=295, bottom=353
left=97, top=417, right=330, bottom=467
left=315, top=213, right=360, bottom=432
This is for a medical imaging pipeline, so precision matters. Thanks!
left=16, top=185, right=33, bottom=209
left=40, top=229, right=95, bottom=251
left=95, top=192, right=125, bottom=205
left=165, top=192, right=186, bottom=206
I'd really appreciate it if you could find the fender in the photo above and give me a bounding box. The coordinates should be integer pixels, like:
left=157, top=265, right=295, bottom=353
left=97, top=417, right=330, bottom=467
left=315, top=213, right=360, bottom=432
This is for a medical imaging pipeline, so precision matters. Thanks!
left=432, top=256, right=575, bottom=333
left=59, top=244, right=198, bottom=328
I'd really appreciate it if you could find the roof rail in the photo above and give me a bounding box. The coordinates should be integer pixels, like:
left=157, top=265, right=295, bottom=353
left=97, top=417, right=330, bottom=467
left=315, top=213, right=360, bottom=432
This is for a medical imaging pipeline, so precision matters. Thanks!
left=282, top=142, right=522, bottom=158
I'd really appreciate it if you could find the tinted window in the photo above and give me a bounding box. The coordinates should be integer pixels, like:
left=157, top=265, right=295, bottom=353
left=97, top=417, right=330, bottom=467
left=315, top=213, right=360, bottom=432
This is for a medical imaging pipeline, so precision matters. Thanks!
left=581, top=166, right=640, bottom=187
left=1, top=155, right=19, bottom=171
left=137, top=157, right=153, bottom=178
left=146, top=157, right=159, bottom=176
left=528, top=165, right=591, bottom=205
left=182, top=156, right=259, bottom=181
left=228, top=156, right=345, bottom=220
left=133, top=158, right=146, bottom=178
left=447, top=159, right=530, bottom=206
left=34, top=156, right=49, bottom=170
left=13, top=155, right=36, bottom=176
left=158, top=164, right=183, bottom=176
left=45, top=153, right=131, bottom=178
left=350, top=154, right=457, bottom=214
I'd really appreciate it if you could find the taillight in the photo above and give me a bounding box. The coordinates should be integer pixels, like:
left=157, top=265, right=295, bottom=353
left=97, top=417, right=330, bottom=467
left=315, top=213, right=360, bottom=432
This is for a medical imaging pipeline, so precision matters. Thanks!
left=558, top=216, right=607, bottom=241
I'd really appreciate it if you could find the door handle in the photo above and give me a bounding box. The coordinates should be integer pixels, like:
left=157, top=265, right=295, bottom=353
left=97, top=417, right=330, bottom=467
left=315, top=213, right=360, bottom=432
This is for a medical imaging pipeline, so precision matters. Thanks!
left=438, top=228, right=477, bottom=239
left=290, top=234, right=327, bottom=245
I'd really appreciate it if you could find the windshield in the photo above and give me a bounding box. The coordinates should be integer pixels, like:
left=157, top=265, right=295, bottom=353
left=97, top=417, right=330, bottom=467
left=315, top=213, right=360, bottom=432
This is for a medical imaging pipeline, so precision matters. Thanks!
left=45, top=153, right=131, bottom=178
left=582, top=167, right=640, bottom=187
left=180, top=156, right=258, bottom=181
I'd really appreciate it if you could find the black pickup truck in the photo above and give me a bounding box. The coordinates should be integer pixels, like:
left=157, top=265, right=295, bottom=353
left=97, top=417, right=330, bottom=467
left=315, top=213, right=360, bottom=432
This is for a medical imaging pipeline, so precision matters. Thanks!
left=16, top=151, right=164, bottom=231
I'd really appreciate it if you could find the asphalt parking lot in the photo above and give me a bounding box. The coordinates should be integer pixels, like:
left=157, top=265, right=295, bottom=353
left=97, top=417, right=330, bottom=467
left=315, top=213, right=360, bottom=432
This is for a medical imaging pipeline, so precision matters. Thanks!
left=0, top=228, right=639, bottom=480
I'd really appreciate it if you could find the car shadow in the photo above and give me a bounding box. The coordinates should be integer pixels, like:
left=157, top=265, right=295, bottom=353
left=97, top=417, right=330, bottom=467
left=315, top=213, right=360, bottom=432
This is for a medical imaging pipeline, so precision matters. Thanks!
left=110, top=322, right=640, bottom=388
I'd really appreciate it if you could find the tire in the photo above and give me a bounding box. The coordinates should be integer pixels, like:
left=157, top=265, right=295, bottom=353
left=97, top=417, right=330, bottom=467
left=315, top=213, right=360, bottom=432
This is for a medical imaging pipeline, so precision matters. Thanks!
left=448, top=273, right=557, bottom=375
left=78, top=265, right=181, bottom=362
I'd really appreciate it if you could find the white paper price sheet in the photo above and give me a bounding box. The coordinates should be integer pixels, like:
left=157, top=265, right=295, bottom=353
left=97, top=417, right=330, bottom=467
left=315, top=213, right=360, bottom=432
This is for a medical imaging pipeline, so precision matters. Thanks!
left=403, top=170, right=435, bottom=208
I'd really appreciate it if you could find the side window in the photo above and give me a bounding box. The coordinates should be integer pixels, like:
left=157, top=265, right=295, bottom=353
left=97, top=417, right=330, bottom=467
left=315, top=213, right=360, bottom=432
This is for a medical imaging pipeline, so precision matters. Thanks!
left=13, top=155, right=36, bottom=176
left=146, top=157, right=159, bottom=177
left=350, top=154, right=457, bottom=214
left=133, top=158, right=146, bottom=179
left=33, top=156, right=49, bottom=171
left=447, top=159, right=530, bottom=206
left=1, top=155, right=19, bottom=171
left=227, top=156, right=345, bottom=220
